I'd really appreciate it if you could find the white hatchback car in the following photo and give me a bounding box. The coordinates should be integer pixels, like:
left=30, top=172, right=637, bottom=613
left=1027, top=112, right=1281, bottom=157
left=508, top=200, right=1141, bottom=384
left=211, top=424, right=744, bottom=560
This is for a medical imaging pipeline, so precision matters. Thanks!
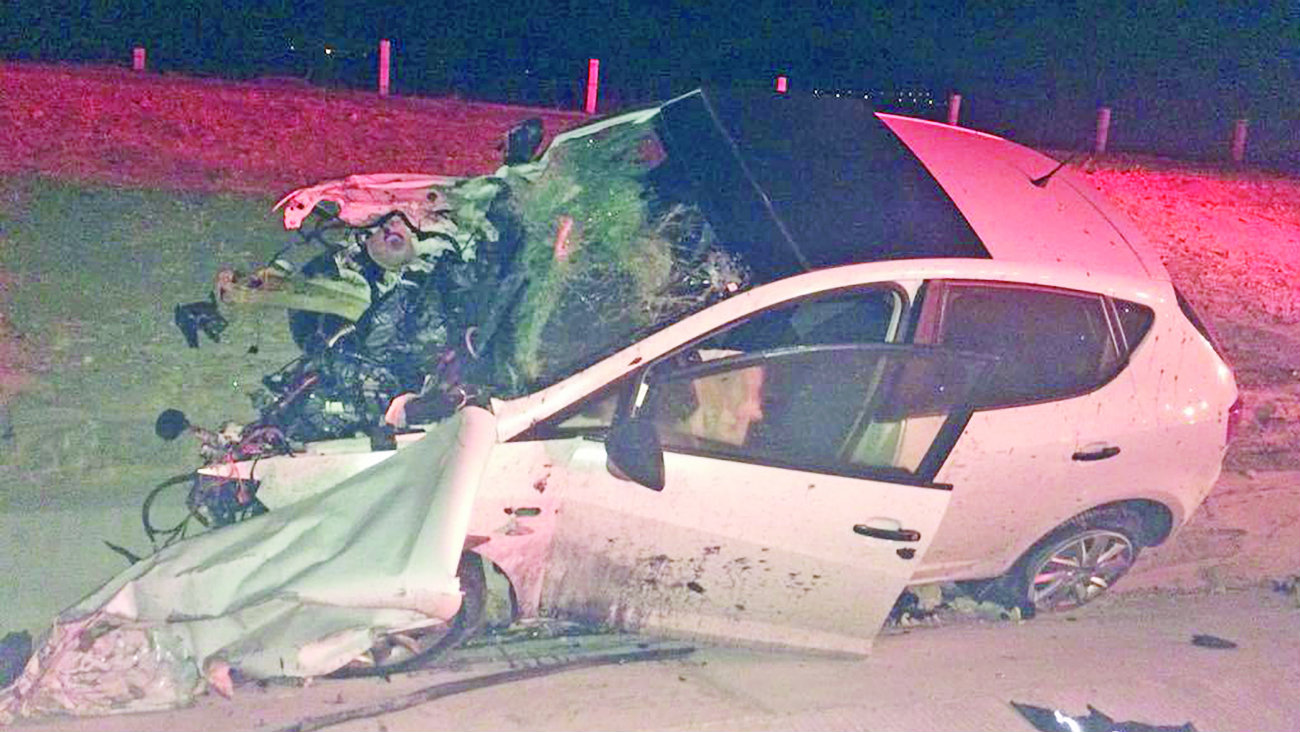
left=9, top=91, right=1244, bottom=720
left=201, top=90, right=1240, bottom=659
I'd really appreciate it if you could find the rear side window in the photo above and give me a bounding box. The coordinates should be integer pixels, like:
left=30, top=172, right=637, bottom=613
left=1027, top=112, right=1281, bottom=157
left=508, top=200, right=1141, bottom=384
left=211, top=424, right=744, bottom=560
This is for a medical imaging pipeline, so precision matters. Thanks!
left=928, top=282, right=1121, bottom=409
left=1114, top=298, right=1155, bottom=351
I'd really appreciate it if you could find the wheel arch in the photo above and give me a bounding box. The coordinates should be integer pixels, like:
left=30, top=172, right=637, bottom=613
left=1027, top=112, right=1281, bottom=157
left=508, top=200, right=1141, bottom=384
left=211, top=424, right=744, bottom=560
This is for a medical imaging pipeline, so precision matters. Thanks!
left=1118, top=498, right=1176, bottom=547
left=1023, top=499, right=1175, bottom=557
left=978, top=499, right=1168, bottom=612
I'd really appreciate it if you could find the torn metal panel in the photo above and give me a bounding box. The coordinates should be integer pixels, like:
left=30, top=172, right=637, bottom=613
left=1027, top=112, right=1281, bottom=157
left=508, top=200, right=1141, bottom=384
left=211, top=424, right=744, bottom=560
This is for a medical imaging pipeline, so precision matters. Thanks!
left=274, top=173, right=462, bottom=231
left=1, top=409, right=497, bottom=721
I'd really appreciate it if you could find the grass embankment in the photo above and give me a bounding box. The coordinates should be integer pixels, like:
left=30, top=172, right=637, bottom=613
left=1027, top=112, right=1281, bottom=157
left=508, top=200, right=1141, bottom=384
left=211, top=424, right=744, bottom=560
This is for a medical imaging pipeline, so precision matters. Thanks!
left=0, top=179, right=302, bottom=632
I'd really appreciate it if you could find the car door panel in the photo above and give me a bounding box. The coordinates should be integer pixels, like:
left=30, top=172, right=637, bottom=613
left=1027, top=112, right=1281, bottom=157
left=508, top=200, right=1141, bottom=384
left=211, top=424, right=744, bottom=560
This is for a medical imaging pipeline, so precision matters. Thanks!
left=542, top=439, right=953, bottom=655
left=534, top=345, right=990, bottom=654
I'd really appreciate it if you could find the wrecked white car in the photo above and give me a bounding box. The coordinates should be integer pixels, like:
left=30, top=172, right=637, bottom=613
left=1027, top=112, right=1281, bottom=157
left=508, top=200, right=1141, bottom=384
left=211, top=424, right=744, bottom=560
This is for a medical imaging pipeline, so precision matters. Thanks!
left=3, top=89, right=1238, bottom=718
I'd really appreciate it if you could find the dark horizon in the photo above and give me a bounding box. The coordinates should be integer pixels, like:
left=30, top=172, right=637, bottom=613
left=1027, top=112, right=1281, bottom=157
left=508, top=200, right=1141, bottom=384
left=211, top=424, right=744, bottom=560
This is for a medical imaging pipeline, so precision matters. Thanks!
left=3, top=1, right=1296, bottom=113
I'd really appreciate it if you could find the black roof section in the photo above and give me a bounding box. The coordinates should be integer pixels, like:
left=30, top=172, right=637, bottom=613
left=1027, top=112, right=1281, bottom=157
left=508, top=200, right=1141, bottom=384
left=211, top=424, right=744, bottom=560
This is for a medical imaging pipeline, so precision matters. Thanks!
left=654, top=88, right=990, bottom=284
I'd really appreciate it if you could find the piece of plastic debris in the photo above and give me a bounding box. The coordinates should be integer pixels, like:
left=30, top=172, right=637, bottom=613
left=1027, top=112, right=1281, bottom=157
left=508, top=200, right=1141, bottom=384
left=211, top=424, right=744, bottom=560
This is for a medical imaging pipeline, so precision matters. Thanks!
left=0, top=632, right=32, bottom=689
left=1010, top=701, right=1198, bottom=732
left=913, top=583, right=944, bottom=611
left=1190, top=634, right=1238, bottom=649
left=949, top=595, right=1022, bottom=622
left=173, top=299, right=227, bottom=348
left=204, top=658, right=235, bottom=699
left=1272, top=574, right=1300, bottom=608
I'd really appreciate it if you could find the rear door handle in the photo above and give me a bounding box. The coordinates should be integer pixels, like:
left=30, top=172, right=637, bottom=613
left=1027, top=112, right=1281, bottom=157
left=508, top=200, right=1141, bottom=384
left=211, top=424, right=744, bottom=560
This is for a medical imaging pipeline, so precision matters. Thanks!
left=1072, top=444, right=1121, bottom=461
left=853, top=524, right=921, bottom=542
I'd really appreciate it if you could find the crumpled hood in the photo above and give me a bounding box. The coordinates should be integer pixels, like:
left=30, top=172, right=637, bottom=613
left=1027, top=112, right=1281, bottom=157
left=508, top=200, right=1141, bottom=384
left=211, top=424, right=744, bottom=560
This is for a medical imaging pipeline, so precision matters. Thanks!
left=2, top=408, right=498, bottom=720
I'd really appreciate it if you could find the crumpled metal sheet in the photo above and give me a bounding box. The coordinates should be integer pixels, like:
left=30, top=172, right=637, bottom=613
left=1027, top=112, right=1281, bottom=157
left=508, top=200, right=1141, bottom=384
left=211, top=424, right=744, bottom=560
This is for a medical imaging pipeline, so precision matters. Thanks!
left=274, top=173, right=461, bottom=231
left=0, top=408, right=497, bottom=721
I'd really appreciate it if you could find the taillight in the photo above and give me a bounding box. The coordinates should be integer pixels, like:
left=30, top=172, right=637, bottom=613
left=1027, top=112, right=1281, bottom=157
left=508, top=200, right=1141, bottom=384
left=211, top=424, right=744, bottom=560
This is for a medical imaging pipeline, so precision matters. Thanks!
left=1226, top=397, right=1244, bottom=443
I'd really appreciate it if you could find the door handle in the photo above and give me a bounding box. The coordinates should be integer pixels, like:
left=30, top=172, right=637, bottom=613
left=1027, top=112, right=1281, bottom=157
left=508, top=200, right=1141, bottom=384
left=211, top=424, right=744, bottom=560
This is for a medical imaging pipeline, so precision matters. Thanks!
left=853, top=524, right=921, bottom=542
left=1072, top=445, right=1121, bottom=461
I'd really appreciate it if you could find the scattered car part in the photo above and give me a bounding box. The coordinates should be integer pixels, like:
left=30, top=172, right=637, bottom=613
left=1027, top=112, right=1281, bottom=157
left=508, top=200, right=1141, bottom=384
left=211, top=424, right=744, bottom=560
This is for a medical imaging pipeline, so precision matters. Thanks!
left=1010, top=701, right=1197, bottom=732
left=501, top=117, right=545, bottom=165
left=1190, top=634, right=1238, bottom=649
left=0, top=632, right=31, bottom=690
left=173, top=298, right=227, bottom=348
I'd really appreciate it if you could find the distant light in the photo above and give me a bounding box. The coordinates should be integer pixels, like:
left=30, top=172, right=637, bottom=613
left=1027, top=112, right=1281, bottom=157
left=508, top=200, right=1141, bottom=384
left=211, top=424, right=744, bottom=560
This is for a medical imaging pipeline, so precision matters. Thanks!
left=776, top=75, right=788, bottom=93
left=324, top=46, right=333, bottom=55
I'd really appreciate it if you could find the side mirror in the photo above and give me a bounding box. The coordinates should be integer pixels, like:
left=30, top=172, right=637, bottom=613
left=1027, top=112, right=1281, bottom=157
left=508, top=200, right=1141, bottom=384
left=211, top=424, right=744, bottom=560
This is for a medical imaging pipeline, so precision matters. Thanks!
left=502, top=118, right=545, bottom=165
left=605, top=419, right=665, bottom=491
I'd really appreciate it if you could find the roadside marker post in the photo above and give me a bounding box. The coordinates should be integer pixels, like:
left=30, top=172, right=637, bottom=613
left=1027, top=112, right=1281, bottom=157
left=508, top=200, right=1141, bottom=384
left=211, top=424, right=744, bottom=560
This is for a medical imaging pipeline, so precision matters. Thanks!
left=378, top=39, right=391, bottom=96
left=132, top=47, right=145, bottom=72
left=585, top=58, right=600, bottom=114
left=1232, top=118, right=1249, bottom=163
left=1095, top=106, right=1112, bottom=155
left=947, top=93, right=962, bottom=126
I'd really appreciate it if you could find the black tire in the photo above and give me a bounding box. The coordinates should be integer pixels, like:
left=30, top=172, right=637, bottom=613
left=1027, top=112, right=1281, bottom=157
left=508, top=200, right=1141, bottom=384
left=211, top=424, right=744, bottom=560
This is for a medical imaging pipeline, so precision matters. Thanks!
left=992, top=508, right=1144, bottom=614
left=328, top=551, right=487, bottom=678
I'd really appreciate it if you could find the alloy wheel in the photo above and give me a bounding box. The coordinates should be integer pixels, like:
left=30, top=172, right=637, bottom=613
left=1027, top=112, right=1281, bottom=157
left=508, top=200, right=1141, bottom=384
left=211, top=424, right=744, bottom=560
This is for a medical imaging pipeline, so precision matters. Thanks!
left=1028, top=529, right=1136, bottom=612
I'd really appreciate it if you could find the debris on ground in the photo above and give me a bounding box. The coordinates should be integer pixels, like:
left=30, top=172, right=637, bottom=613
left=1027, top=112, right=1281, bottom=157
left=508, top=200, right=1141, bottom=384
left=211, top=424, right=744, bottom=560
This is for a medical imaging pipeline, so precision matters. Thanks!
left=0, top=631, right=31, bottom=689
left=1190, top=634, right=1238, bottom=650
left=948, top=596, right=1028, bottom=623
left=1272, top=574, right=1300, bottom=607
left=1010, top=701, right=1198, bottom=732
left=889, top=583, right=1030, bottom=627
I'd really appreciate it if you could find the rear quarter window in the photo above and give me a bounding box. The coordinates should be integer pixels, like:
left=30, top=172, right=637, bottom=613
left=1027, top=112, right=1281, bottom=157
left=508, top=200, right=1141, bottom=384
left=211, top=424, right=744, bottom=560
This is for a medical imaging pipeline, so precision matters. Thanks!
left=1114, top=298, right=1155, bottom=352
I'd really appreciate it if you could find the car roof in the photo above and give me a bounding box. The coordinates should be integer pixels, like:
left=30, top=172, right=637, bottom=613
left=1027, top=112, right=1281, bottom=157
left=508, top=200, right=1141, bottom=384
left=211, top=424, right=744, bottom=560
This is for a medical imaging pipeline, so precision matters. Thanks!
left=878, top=113, right=1168, bottom=281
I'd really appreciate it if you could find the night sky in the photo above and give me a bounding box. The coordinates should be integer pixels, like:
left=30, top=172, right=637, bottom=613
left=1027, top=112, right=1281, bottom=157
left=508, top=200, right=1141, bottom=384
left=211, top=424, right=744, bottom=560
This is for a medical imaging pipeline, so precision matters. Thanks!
left=2, top=1, right=1297, bottom=113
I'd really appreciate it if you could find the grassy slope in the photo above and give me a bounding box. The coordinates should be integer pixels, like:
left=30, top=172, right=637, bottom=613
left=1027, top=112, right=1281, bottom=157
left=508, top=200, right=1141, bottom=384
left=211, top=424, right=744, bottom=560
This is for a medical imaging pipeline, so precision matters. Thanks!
left=0, top=179, right=304, bottom=631
left=0, top=178, right=301, bottom=485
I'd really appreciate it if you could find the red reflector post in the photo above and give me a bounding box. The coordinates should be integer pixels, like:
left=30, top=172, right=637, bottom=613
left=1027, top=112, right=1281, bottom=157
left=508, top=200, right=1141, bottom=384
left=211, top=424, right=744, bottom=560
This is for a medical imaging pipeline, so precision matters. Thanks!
left=585, top=59, right=600, bottom=114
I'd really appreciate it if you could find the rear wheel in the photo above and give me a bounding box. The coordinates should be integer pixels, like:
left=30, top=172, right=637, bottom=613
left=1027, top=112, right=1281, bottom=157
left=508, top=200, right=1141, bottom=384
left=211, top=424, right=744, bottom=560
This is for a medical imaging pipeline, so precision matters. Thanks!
left=996, top=508, right=1143, bottom=614
left=328, top=551, right=487, bottom=678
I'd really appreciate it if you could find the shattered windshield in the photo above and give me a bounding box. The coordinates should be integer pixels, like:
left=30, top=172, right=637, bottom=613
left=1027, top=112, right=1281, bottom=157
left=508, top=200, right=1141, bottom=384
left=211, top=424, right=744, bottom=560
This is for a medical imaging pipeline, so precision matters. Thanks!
left=494, top=108, right=746, bottom=395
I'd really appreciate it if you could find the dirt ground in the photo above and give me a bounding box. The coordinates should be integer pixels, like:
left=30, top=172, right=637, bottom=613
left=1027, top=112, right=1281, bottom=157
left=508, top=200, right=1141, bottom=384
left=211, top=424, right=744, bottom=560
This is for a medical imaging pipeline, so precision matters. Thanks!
left=0, top=62, right=1298, bottom=727
left=11, top=586, right=1300, bottom=731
